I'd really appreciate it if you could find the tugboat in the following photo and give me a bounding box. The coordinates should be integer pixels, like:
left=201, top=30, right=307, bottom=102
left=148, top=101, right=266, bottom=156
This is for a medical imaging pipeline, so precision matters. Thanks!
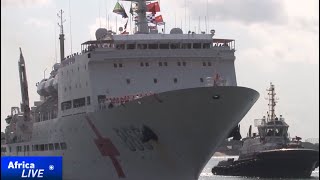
left=212, top=83, right=319, bottom=178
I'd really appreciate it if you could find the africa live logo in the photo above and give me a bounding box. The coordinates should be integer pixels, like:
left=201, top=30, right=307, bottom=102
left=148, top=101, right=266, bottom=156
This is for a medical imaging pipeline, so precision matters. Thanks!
left=1, top=157, right=62, bottom=180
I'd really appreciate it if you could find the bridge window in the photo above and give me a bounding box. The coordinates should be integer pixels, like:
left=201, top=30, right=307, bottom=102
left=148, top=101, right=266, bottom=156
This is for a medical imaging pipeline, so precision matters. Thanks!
left=119, top=63, right=123, bottom=68
left=40, top=144, right=44, bottom=151
left=116, top=44, right=125, bottom=49
left=54, top=143, right=60, bottom=150
left=114, top=63, right=118, bottom=68
left=73, top=98, right=85, bottom=108
left=154, top=78, right=158, bottom=84
left=208, top=62, right=212, bottom=66
left=182, top=43, right=191, bottom=49
left=49, top=144, right=54, bottom=150
left=127, top=44, right=136, bottom=49
left=126, top=79, right=131, bottom=84
left=149, top=44, right=158, bottom=49
left=137, top=44, right=147, bottom=49
left=177, top=62, right=181, bottom=66
left=159, top=44, right=169, bottom=49
left=193, top=43, right=201, bottom=49
left=203, top=62, right=207, bottom=66
left=182, top=62, right=186, bottom=66
left=61, top=101, right=72, bottom=110
left=170, top=43, right=180, bottom=49
left=140, top=62, right=144, bottom=67
left=145, top=62, right=149, bottom=67
left=164, top=62, right=168, bottom=66
left=203, top=43, right=211, bottom=49
left=200, top=78, right=204, bottom=82
left=174, top=78, right=178, bottom=83
left=159, top=62, right=163, bottom=66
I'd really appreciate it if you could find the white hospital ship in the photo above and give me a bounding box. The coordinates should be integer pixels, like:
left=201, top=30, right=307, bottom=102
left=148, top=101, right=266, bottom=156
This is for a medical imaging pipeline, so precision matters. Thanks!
left=1, top=1, right=259, bottom=179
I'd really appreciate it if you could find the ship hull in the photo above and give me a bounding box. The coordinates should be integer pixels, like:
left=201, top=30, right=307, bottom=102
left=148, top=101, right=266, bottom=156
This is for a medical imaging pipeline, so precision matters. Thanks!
left=212, top=149, right=319, bottom=178
left=2, top=86, right=259, bottom=180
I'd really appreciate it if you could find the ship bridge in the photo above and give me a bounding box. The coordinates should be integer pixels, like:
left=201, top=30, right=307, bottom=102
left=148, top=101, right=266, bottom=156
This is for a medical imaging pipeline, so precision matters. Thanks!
left=80, top=34, right=235, bottom=53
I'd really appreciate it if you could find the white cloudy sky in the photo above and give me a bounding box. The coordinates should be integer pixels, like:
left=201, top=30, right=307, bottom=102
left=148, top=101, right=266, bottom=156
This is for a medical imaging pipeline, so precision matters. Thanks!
left=1, top=0, right=319, bottom=139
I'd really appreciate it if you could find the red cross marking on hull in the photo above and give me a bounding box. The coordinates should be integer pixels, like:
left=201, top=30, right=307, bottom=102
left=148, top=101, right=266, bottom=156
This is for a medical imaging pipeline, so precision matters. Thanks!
left=85, top=115, right=125, bottom=178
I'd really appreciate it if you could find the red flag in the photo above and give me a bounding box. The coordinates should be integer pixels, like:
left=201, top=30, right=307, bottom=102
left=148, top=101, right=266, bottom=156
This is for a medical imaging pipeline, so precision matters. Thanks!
left=154, top=15, right=163, bottom=23
left=147, top=2, right=160, bottom=13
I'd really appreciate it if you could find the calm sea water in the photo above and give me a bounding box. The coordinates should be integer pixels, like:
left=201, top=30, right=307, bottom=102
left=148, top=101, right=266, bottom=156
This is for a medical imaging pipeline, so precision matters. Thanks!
left=199, top=156, right=319, bottom=180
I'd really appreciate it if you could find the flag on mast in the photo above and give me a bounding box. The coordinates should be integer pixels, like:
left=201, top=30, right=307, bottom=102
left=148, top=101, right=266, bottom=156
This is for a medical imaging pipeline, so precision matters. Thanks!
left=113, top=2, right=128, bottom=18
left=147, top=2, right=160, bottom=14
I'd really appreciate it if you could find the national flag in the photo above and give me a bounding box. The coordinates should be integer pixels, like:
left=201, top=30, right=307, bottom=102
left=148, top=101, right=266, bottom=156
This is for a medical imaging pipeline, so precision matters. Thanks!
left=154, top=15, right=163, bottom=23
left=147, top=2, right=160, bottom=14
left=113, top=2, right=128, bottom=18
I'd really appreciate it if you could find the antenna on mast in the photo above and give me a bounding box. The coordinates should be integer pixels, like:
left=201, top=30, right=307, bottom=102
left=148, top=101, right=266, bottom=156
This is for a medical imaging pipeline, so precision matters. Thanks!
left=69, top=0, right=73, bottom=55
left=184, top=0, right=187, bottom=32
left=54, top=24, right=57, bottom=63
left=206, top=0, right=208, bottom=33
left=57, top=9, right=66, bottom=62
left=99, top=0, right=102, bottom=27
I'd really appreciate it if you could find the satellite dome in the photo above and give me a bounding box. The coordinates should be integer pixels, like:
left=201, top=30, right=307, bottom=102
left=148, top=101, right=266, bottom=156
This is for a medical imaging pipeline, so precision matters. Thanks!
left=170, top=28, right=183, bottom=34
left=95, top=28, right=108, bottom=40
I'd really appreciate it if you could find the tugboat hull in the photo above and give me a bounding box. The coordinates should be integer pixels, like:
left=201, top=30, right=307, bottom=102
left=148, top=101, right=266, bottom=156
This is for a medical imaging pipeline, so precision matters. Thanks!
left=212, top=149, right=319, bottom=178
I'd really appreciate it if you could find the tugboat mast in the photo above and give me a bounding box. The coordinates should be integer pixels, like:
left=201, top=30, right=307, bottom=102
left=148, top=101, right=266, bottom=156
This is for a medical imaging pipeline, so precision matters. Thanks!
left=267, top=82, right=277, bottom=122
left=57, top=9, right=66, bottom=61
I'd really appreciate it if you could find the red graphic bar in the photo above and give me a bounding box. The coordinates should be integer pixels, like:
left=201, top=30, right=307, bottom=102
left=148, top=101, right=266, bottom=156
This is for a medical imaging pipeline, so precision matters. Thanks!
left=85, top=115, right=125, bottom=178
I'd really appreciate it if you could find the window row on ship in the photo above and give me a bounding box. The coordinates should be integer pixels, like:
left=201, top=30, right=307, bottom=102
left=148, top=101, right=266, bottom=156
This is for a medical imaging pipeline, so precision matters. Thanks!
left=113, top=42, right=212, bottom=50
left=61, top=75, right=211, bottom=97
left=60, top=59, right=217, bottom=74
left=81, top=42, right=232, bottom=51
left=2, top=142, right=67, bottom=153
left=59, top=74, right=212, bottom=111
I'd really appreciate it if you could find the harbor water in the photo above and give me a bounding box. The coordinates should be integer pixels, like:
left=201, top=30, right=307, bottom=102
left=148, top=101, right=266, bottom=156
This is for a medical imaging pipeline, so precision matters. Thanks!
left=199, top=156, right=319, bottom=180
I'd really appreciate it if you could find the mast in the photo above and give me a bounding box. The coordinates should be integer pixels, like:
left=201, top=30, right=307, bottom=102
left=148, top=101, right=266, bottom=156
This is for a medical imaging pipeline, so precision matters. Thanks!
left=125, top=0, right=149, bottom=33
left=57, top=9, right=66, bottom=62
left=267, top=82, right=277, bottom=122
left=18, top=48, right=30, bottom=122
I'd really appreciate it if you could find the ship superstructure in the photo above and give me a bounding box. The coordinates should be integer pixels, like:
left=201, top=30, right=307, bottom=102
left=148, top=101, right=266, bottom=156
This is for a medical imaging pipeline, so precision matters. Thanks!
left=1, top=1, right=259, bottom=180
